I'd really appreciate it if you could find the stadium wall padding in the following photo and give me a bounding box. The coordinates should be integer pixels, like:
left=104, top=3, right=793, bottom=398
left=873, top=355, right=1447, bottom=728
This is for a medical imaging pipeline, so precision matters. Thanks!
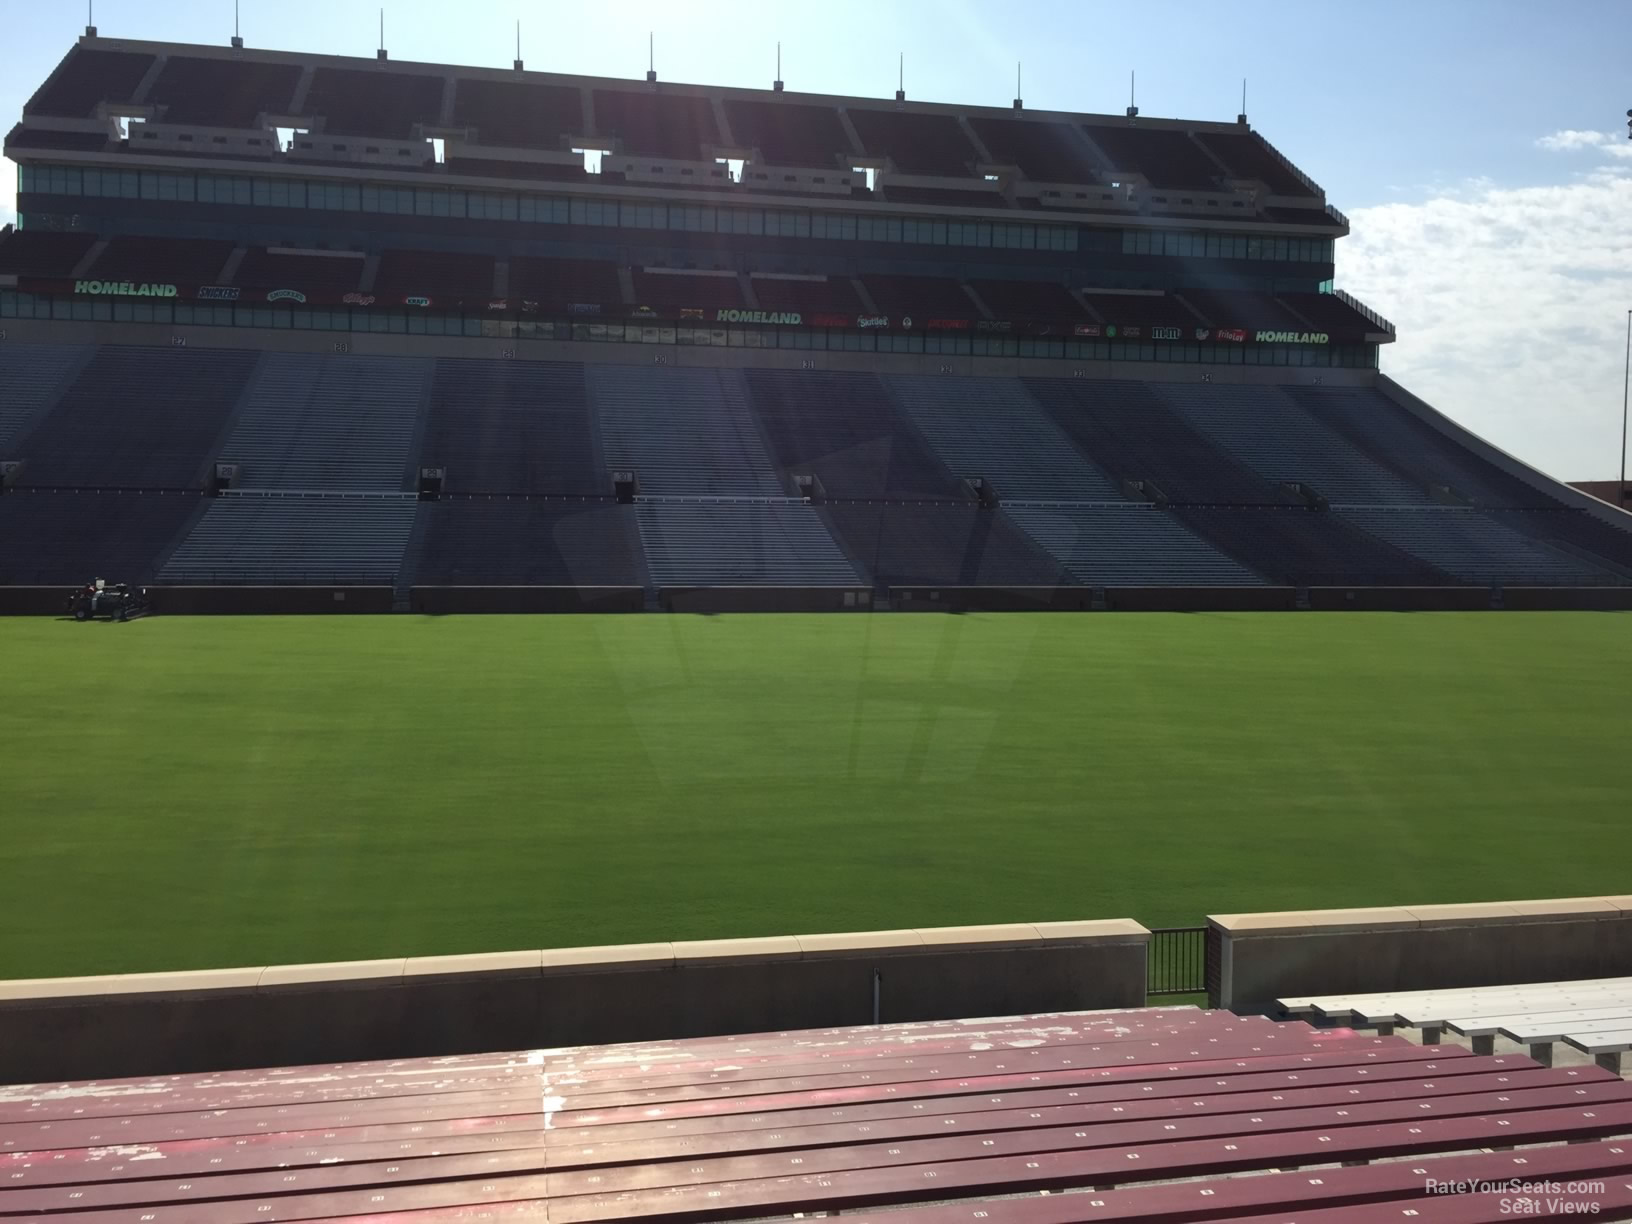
left=1208, top=897, right=1632, bottom=1012
left=410, top=585, right=645, bottom=613
left=1306, top=586, right=1492, bottom=612
left=659, top=586, right=874, bottom=612
left=147, top=586, right=396, bottom=614
left=0, top=921, right=1150, bottom=1082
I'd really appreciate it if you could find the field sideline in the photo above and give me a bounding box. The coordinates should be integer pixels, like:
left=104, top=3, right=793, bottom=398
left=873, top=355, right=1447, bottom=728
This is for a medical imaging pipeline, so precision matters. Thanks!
left=2, top=612, right=1627, bottom=979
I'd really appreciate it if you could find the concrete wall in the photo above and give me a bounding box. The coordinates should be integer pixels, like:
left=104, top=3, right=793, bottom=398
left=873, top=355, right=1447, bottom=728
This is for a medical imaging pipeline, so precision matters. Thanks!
left=0, top=919, right=1149, bottom=1083
left=147, top=585, right=395, bottom=614
left=1209, top=896, right=1632, bottom=1011
left=0, top=316, right=1382, bottom=388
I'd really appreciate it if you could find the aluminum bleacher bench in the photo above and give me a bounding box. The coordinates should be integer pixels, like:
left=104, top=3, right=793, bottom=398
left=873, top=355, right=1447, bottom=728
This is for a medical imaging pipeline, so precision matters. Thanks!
left=5, top=1008, right=1632, bottom=1222
left=1280, top=978, right=1632, bottom=1070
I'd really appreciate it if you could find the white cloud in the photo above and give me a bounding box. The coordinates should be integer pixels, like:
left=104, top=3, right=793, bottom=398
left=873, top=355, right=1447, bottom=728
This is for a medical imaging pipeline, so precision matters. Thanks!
left=1536, top=129, right=1632, bottom=160
left=1341, top=147, right=1632, bottom=483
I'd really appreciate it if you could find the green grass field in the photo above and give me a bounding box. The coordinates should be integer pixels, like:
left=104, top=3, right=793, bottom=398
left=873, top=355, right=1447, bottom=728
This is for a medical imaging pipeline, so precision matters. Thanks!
left=2, top=612, right=1627, bottom=980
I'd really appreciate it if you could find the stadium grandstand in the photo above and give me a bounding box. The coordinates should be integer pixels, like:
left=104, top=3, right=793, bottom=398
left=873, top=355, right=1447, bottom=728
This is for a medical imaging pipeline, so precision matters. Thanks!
left=0, top=30, right=1629, bottom=612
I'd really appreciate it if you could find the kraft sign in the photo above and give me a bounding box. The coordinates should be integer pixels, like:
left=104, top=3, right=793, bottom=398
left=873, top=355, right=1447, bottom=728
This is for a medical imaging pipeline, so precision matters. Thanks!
left=1255, top=330, right=1329, bottom=344
left=74, top=280, right=177, bottom=297
left=715, top=309, right=802, bottom=325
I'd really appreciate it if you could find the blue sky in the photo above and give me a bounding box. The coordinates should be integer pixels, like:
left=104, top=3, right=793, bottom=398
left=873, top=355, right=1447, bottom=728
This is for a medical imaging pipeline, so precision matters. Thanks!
left=1, top=0, right=1629, bottom=478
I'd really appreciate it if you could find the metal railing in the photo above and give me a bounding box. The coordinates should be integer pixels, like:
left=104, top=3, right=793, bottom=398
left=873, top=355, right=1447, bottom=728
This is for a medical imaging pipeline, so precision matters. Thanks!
left=1148, top=926, right=1208, bottom=996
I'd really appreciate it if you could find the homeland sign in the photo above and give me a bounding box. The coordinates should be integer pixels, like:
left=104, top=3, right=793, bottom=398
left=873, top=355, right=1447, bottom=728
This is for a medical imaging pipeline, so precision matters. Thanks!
left=715, top=309, right=801, bottom=325
left=74, top=280, right=177, bottom=297
left=1255, top=330, right=1329, bottom=344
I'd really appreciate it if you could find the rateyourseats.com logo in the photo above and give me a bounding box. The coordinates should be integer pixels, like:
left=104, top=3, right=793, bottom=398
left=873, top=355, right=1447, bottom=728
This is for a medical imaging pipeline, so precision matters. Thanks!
left=1425, top=1178, right=1607, bottom=1216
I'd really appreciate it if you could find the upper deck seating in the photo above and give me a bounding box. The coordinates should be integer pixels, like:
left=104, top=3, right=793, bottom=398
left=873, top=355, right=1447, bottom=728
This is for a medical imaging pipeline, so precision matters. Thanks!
left=1024, top=377, right=1293, bottom=505
left=970, top=279, right=1087, bottom=321
left=451, top=78, right=583, bottom=150
left=1195, top=130, right=1318, bottom=197
left=631, top=269, right=745, bottom=311
left=0, top=343, right=92, bottom=450
left=588, top=365, right=785, bottom=498
left=860, top=275, right=974, bottom=318
left=1078, top=292, right=1204, bottom=330
left=87, top=236, right=233, bottom=286
left=724, top=100, right=848, bottom=168
left=1283, top=386, right=1557, bottom=508
left=303, top=67, right=443, bottom=140
left=25, top=49, right=153, bottom=118
left=217, top=353, right=427, bottom=491
left=750, top=275, right=862, bottom=314
left=11, top=346, right=258, bottom=489
left=0, top=230, right=98, bottom=278
left=1157, top=383, right=1435, bottom=505
left=592, top=89, right=717, bottom=160
left=0, top=489, right=199, bottom=584
left=743, top=370, right=963, bottom=500
left=508, top=257, right=623, bottom=310
left=887, top=375, right=1123, bottom=502
left=146, top=57, right=300, bottom=127
left=235, top=248, right=365, bottom=295
left=849, top=109, right=980, bottom=176
left=1181, top=288, right=1312, bottom=332
left=1083, top=124, right=1221, bottom=190
left=967, top=116, right=1099, bottom=182
left=373, top=250, right=495, bottom=302
left=422, top=358, right=601, bottom=496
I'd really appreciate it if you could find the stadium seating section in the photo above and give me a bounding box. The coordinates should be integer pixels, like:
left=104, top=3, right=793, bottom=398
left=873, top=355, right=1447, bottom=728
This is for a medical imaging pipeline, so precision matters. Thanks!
left=0, top=230, right=98, bottom=277
left=235, top=248, right=365, bottom=294
left=302, top=68, right=444, bottom=140
left=725, top=101, right=849, bottom=169
left=1079, top=292, right=1203, bottom=330
left=25, top=49, right=153, bottom=118
left=451, top=79, right=583, bottom=150
left=967, top=116, right=1100, bottom=182
left=1181, top=288, right=1313, bottom=332
left=414, top=499, right=640, bottom=586
left=1083, top=123, right=1222, bottom=190
left=421, top=358, right=602, bottom=496
left=374, top=249, right=495, bottom=301
left=970, top=279, right=1087, bottom=321
left=146, top=56, right=300, bottom=128
left=3, top=344, right=1630, bottom=592
left=631, top=269, right=744, bottom=311
left=749, top=275, right=862, bottom=314
left=507, top=256, right=622, bottom=308
left=89, top=236, right=233, bottom=286
left=744, top=370, right=964, bottom=500
left=1195, top=130, right=1318, bottom=196
left=849, top=109, right=980, bottom=176
left=860, top=275, right=976, bottom=318
left=592, top=90, right=718, bottom=160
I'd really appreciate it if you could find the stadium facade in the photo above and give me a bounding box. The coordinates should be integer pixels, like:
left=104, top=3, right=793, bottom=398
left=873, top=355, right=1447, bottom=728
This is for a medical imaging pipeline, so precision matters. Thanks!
left=1, top=32, right=1630, bottom=609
